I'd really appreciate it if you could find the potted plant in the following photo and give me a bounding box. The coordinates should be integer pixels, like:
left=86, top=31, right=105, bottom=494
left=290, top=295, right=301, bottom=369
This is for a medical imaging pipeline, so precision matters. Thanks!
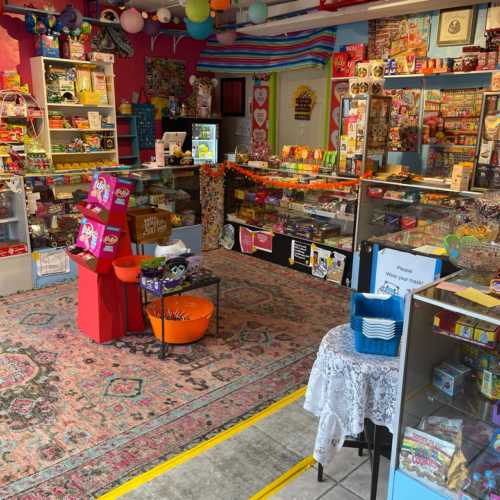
left=140, top=257, right=165, bottom=278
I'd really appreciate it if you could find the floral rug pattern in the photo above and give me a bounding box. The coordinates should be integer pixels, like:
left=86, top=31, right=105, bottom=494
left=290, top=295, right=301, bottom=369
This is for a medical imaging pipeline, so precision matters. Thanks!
left=0, top=250, right=350, bottom=498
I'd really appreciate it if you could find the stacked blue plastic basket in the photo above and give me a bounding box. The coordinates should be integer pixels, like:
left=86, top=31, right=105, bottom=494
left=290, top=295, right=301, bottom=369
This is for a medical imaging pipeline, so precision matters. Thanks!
left=351, top=293, right=404, bottom=356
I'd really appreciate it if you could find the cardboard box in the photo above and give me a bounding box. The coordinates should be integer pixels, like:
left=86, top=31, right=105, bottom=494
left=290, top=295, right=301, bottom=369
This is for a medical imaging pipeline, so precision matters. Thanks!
left=455, top=316, right=478, bottom=339
left=474, top=321, right=499, bottom=347
left=87, top=52, right=115, bottom=63
left=76, top=217, right=121, bottom=259
left=60, top=35, right=85, bottom=61
left=35, top=35, right=59, bottom=57
left=127, top=207, right=171, bottom=244
left=451, top=162, right=473, bottom=191
left=433, top=362, right=466, bottom=396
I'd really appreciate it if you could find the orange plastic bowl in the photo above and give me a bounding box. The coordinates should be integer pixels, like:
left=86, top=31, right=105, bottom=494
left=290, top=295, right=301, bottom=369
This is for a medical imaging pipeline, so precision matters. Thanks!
left=112, top=255, right=154, bottom=283
left=146, top=295, right=214, bottom=344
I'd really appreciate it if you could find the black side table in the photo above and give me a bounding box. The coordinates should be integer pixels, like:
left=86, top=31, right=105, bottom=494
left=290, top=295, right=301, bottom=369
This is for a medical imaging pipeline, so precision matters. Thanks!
left=140, top=270, right=221, bottom=359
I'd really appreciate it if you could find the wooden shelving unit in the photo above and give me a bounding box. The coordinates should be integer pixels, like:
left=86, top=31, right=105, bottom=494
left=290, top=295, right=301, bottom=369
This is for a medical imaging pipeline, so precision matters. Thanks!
left=30, top=56, right=119, bottom=168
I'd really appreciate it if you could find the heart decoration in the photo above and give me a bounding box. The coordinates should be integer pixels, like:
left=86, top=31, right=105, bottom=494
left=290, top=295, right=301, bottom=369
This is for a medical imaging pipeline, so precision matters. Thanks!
left=254, top=108, right=267, bottom=128
left=254, top=87, right=268, bottom=107
left=253, top=128, right=267, bottom=143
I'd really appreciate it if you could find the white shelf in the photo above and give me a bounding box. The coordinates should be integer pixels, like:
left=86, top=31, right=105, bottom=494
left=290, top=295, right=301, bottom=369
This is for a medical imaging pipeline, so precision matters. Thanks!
left=49, top=128, right=115, bottom=132
left=51, top=150, right=117, bottom=156
left=0, top=252, right=29, bottom=261
left=385, top=70, right=495, bottom=79
left=47, top=103, right=113, bottom=109
left=41, top=56, right=112, bottom=66
left=0, top=217, right=18, bottom=224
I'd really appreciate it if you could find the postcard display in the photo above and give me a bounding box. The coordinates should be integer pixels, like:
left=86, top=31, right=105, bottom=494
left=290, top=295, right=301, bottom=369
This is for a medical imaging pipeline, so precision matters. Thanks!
left=66, top=173, right=144, bottom=342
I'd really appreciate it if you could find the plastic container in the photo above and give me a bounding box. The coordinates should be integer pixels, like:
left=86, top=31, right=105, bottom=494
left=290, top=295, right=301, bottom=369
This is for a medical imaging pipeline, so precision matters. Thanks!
left=112, top=255, right=154, bottom=283
left=351, top=293, right=404, bottom=356
left=146, top=295, right=214, bottom=344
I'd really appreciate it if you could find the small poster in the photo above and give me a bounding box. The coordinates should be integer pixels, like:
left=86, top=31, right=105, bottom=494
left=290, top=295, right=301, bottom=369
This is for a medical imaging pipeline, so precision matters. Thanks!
left=252, top=74, right=270, bottom=147
left=289, top=240, right=311, bottom=267
left=326, top=252, right=346, bottom=284
left=239, top=226, right=254, bottom=254
left=372, top=246, right=441, bottom=297
left=35, top=250, right=70, bottom=276
left=293, top=85, right=316, bottom=121
left=310, top=244, right=331, bottom=278
left=239, top=227, right=273, bottom=254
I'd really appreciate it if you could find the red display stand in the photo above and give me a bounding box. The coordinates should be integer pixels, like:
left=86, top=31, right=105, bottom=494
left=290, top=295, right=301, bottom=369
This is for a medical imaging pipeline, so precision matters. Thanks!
left=76, top=226, right=145, bottom=343
left=71, top=173, right=145, bottom=343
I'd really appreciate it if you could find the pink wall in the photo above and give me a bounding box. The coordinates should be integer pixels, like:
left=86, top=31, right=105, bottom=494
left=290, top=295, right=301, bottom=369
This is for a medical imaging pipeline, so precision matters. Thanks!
left=0, top=9, right=207, bottom=160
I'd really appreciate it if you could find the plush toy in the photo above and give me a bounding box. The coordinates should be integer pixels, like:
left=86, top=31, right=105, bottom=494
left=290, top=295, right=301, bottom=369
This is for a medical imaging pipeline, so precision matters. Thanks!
left=186, top=75, right=218, bottom=118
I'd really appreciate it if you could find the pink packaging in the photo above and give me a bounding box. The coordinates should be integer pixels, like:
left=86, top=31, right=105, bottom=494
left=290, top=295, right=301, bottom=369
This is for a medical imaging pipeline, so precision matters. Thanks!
left=87, top=173, right=133, bottom=214
left=76, top=217, right=121, bottom=259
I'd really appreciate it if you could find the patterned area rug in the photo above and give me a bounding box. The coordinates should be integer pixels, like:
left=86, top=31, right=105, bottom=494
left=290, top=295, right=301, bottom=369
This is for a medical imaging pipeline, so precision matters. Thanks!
left=0, top=249, right=350, bottom=498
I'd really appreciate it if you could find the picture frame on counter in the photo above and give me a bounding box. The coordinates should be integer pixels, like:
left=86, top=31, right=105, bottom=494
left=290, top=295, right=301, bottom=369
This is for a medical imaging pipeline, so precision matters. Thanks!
left=437, top=6, right=477, bottom=46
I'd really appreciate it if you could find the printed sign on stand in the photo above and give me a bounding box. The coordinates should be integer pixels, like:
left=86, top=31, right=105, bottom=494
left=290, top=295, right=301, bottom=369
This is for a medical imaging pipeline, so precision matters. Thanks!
left=289, top=240, right=311, bottom=267
left=371, top=246, right=441, bottom=297
left=239, top=226, right=273, bottom=254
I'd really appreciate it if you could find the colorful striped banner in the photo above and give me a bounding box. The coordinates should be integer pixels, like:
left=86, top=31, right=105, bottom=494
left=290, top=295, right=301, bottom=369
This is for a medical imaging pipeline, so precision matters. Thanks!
left=196, top=28, right=336, bottom=73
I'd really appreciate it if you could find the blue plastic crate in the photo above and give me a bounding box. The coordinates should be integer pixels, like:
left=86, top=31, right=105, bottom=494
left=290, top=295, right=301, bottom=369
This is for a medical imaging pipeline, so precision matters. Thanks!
left=354, top=329, right=402, bottom=356
left=351, top=293, right=404, bottom=357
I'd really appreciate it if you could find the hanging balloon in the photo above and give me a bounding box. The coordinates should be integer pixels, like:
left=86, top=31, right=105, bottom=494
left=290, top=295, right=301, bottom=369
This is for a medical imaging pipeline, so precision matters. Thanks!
left=25, top=13, right=37, bottom=33
left=248, top=0, right=267, bottom=24
left=216, top=29, right=236, bottom=45
left=156, top=6, right=172, bottom=23
left=184, top=16, right=213, bottom=40
left=210, top=0, right=230, bottom=10
left=185, top=0, right=209, bottom=23
left=58, top=5, right=83, bottom=30
left=80, top=20, right=92, bottom=34
left=120, top=8, right=145, bottom=33
left=144, top=18, right=160, bottom=36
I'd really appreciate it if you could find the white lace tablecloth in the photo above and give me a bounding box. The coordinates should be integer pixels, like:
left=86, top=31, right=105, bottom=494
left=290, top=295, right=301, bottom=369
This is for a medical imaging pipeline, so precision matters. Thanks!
left=304, top=323, right=400, bottom=465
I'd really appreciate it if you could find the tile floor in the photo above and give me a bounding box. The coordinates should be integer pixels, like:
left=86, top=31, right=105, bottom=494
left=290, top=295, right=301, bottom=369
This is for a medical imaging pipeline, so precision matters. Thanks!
left=121, top=397, right=390, bottom=500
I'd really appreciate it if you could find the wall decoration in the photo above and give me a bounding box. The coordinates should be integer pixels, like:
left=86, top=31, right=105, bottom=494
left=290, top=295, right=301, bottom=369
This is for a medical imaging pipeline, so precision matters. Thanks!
left=293, top=85, right=316, bottom=121
left=437, top=7, right=477, bottom=47
left=221, top=78, right=246, bottom=117
left=368, top=14, right=431, bottom=60
left=132, top=103, right=155, bottom=148
left=487, top=3, right=500, bottom=31
left=145, top=58, right=186, bottom=98
left=251, top=75, right=270, bottom=148
left=328, top=80, right=349, bottom=149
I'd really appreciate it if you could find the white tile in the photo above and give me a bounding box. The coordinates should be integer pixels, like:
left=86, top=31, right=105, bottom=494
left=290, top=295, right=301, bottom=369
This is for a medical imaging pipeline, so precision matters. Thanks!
left=340, top=456, right=390, bottom=500
left=271, top=467, right=336, bottom=500
left=321, top=447, right=368, bottom=481
left=320, top=485, right=363, bottom=500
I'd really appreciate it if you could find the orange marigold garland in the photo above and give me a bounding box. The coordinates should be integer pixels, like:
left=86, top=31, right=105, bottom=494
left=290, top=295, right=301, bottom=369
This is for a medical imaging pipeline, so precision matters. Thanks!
left=224, top=162, right=369, bottom=191
left=200, top=163, right=225, bottom=178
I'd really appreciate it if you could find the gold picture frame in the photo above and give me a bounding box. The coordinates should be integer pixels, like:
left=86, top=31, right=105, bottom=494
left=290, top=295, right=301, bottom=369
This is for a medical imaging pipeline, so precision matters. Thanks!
left=437, top=7, right=477, bottom=46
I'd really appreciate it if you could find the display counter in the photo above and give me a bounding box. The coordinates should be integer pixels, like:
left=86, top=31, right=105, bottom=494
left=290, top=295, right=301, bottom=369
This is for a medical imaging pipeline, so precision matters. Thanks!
left=389, top=271, right=500, bottom=500
left=224, top=166, right=356, bottom=285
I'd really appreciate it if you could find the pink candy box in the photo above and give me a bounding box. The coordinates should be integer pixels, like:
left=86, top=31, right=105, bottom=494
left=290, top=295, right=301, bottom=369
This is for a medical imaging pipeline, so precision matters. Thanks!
left=76, top=217, right=121, bottom=259
left=87, top=173, right=133, bottom=214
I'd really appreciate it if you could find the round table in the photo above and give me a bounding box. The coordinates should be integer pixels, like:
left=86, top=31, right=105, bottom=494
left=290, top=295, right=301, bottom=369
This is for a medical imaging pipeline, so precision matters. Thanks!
left=304, top=323, right=400, bottom=466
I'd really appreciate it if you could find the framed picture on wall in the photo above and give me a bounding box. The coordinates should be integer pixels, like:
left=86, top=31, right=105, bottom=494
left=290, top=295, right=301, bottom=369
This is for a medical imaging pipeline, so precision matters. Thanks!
left=221, top=78, right=246, bottom=117
left=437, top=7, right=477, bottom=46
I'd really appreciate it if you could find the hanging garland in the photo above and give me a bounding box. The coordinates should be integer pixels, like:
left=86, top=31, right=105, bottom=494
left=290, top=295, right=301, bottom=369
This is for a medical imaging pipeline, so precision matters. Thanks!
left=200, top=163, right=225, bottom=178
left=224, top=162, right=368, bottom=191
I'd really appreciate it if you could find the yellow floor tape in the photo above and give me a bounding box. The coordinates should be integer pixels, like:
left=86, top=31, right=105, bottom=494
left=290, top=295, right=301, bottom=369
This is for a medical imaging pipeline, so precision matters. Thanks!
left=249, top=455, right=316, bottom=500
left=99, top=386, right=307, bottom=499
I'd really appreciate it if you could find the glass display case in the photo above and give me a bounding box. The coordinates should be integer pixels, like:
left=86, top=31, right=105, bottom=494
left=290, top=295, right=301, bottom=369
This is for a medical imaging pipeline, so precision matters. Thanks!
left=337, top=95, right=391, bottom=177
left=354, top=178, right=480, bottom=255
left=473, top=91, right=500, bottom=190
left=226, top=168, right=357, bottom=252
left=390, top=271, right=500, bottom=500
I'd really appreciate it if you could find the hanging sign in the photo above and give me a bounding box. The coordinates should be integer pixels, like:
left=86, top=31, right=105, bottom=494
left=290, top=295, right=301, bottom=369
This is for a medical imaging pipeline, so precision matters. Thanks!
left=293, top=85, right=316, bottom=121
left=328, top=80, right=349, bottom=149
left=371, top=246, right=441, bottom=297
left=251, top=74, right=270, bottom=147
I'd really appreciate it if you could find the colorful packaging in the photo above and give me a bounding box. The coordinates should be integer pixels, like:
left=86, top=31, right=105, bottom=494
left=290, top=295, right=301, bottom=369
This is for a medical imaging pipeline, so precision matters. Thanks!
left=60, top=35, right=85, bottom=60
left=332, top=52, right=350, bottom=77
left=473, top=321, right=499, bottom=347
left=91, top=70, right=108, bottom=105
left=1, top=71, right=21, bottom=90
left=34, top=35, right=59, bottom=57
left=76, top=217, right=121, bottom=259
left=87, top=174, right=133, bottom=213
left=455, top=316, right=478, bottom=340
left=87, top=52, right=115, bottom=63
left=433, top=362, right=466, bottom=396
